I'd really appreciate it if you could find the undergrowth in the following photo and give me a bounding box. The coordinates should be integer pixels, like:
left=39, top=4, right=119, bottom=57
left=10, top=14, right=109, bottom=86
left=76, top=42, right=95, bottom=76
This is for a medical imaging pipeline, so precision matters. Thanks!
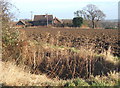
left=2, top=0, right=119, bottom=86
left=2, top=28, right=120, bottom=86
left=3, top=30, right=119, bottom=78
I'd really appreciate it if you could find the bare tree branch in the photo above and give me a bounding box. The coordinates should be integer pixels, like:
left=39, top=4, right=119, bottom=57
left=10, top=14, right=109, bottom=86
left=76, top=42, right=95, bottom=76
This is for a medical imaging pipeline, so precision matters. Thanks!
left=74, top=4, right=106, bottom=29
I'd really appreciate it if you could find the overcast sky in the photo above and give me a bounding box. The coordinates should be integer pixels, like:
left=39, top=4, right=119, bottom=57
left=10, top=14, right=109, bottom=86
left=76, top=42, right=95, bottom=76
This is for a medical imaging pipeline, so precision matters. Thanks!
left=11, top=0, right=119, bottom=20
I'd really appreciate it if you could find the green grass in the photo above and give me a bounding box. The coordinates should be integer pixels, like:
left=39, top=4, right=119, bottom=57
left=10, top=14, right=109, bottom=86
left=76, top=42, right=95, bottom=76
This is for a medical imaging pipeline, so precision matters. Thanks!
left=64, top=76, right=120, bottom=87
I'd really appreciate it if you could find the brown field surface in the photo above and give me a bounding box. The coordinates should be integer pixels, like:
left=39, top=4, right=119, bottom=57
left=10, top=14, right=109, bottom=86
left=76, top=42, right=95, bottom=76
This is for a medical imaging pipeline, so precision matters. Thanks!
left=19, top=27, right=120, bottom=57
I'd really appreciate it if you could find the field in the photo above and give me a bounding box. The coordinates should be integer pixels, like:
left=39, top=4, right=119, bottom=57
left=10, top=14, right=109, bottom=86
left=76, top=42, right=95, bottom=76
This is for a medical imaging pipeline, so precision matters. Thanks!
left=22, top=27, right=119, bottom=57
left=2, top=27, right=120, bottom=86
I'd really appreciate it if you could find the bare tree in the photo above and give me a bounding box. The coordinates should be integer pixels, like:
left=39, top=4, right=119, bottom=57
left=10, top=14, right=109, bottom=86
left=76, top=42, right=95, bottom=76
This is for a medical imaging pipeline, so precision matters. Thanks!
left=0, top=0, right=12, bottom=22
left=0, top=0, right=14, bottom=30
left=74, top=4, right=106, bottom=29
left=1, top=0, right=19, bottom=50
left=0, top=0, right=19, bottom=25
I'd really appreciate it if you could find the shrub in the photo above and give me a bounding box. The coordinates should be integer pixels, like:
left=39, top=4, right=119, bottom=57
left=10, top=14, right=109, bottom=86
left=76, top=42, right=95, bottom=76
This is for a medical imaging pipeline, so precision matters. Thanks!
left=1, top=0, right=20, bottom=61
left=73, top=17, right=83, bottom=27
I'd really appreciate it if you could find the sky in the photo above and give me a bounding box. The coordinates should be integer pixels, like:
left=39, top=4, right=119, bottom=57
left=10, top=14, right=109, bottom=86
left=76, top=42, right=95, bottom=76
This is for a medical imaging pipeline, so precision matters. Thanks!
left=11, top=0, right=119, bottom=21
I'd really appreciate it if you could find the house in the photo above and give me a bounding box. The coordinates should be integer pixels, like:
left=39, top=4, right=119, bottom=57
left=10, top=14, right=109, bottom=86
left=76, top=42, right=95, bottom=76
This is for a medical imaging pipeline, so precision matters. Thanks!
left=32, top=15, right=53, bottom=26
left=16, top=15, right=54, bottom=27
left=53, top=17, right=63, bottom=27
left=16, top=15, right=74, bottom=27
left=16, top=20, right=32, bottom=27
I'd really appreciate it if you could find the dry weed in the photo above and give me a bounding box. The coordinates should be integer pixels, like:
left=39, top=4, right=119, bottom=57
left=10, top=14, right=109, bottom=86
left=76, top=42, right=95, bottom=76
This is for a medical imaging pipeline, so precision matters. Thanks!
left=0, top=61, right=65, bottom=86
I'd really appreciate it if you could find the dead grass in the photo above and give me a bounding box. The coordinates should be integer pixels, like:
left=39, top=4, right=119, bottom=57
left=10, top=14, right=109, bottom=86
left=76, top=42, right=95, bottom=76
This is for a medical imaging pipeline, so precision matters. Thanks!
left=0, top=60, right=66, bottom=86
left=0, top=60, right=119, bottom=86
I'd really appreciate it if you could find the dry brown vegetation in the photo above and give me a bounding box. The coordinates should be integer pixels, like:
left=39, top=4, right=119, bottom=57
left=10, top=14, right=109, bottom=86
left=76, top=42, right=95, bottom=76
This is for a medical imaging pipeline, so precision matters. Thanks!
left=2, top=27, right=120, bottom=86
left=1, top=0, right=119, bottom=86
left=3, top=28, right=119, bottom=79
left=0, top=60, right=66, bottom=86
left=0, top=60, right=119, bottom=86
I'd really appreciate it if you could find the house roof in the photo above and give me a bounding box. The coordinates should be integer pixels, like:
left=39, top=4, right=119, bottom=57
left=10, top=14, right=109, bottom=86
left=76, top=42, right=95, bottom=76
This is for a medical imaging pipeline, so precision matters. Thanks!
left=53, top=17, right=63, bottom=23
left=34, top=15, right=53, bottom=21
left=16, top=20, right=32, bottom=26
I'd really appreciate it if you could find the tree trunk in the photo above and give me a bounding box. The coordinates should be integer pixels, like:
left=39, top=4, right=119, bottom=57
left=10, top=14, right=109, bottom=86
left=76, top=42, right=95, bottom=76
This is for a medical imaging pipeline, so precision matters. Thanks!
left=92, top=20, right=95, bottom=29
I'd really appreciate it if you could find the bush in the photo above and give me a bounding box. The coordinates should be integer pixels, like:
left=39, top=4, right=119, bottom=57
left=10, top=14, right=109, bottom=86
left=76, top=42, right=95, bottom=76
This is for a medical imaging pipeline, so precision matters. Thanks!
left=1, top=0, right=20, bottom=61
left=2, top=28, right=19, bottom=47
left=73, top=17, right=83, bottom=27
